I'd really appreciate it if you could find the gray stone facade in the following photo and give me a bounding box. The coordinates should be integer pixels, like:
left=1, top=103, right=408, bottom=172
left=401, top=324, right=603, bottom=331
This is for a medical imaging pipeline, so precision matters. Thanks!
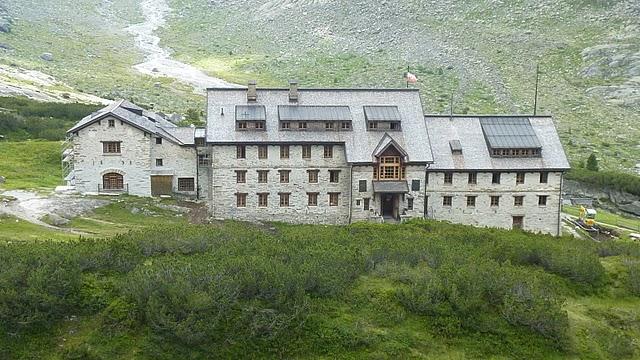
left=67, top=87, right=571, bottom=236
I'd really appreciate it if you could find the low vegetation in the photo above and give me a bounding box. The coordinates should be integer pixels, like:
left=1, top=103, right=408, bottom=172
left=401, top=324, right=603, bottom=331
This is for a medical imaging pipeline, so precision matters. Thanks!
left=0, top=220, right=638, bottom=359
left=566, top=168, right=640, bottom=197
left=0, top=140, right=62, bottom=189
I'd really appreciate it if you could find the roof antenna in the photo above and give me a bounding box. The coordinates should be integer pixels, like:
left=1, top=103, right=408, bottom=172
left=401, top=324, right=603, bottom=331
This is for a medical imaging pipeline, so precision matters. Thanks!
left=449, top=91, right=454, bottom=121
left=533, top=63, right=540, bottom=116
left=220, top=107, right=224, bottom=116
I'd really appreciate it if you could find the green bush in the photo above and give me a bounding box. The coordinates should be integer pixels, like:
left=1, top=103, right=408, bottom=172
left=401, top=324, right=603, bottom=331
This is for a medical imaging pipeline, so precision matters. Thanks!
left=566, top=168, right=640, bottom=196
left=626, top=261, right=640, bottom=296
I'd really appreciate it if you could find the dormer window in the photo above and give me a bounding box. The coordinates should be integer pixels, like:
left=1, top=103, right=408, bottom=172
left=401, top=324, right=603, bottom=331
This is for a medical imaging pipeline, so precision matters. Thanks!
left=235, top=105, right=266, bottom=131
left=255, top=122, right=264, bottom=129
left=369, top=122, right=378, bottom=129
left=278, top=105, right=351, bottom=131
left=298, top=122, right=307, bottom=129
left=364, top=106, right=402, bottom=131
left=341, top=122, right=351, bottom=130
left=325, top=122, right=335, bottom=130
left=281, top=122, right=290, bottom=129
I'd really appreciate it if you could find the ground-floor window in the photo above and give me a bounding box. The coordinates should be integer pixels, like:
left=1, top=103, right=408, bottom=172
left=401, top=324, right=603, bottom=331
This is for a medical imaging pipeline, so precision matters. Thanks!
left=513, top=216, right=524, bottom=229
left=102, top=172, right=123, bottom=190
left=178, top=177, right=195, bottom=192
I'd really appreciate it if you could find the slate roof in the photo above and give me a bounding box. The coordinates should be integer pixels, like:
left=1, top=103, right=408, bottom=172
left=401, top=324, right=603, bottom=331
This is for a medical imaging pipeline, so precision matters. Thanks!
left=206, top=88, right=433, bottom=164
left=278, top=105, right=352, bottom=122
left=236, top=105, right=266, bottom=121
left=67, top=99, right=192, bottom=146
left=424, top=115, right=570, bottom=171
left=364, top=106, right=402, bottom=122
left=479, top=117, right=542, bottom=149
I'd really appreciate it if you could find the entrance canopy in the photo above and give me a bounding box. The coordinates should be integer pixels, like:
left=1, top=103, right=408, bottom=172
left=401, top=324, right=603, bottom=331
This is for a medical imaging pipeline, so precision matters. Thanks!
left=372, top=181, right=408, bottom=193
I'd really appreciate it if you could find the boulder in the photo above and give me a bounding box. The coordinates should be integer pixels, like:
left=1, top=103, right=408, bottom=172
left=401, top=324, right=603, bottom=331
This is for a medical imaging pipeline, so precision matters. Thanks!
left=0, top=43, right=11, bottom=50
left=47, top=213, right=70, bottom=226
left=40, top=52, right=54, bottom=62
left=0, top=20, right=10, bottom=34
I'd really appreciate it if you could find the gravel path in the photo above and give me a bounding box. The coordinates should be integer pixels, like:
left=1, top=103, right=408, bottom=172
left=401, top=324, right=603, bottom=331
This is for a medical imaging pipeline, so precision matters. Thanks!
left=125, top=0, right=239, bottom=92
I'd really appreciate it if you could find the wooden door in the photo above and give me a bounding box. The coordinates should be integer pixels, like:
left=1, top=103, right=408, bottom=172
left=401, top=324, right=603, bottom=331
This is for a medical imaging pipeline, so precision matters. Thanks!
left=512, top=216, right=524, bottom=230
left=151, top=175, right=173, bottom=196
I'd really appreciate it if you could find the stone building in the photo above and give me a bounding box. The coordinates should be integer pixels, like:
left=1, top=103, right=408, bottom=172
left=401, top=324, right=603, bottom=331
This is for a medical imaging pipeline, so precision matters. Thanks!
left=65, top=100, right=200, bottom=197
left=66, top=83, right=570, bottom=235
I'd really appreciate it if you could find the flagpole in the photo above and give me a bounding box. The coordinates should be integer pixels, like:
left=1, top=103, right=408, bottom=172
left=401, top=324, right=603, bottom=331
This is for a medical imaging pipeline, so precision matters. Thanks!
left=406, top=66, right=410, bottom=88
left=533, top=63, right=540, bottom=116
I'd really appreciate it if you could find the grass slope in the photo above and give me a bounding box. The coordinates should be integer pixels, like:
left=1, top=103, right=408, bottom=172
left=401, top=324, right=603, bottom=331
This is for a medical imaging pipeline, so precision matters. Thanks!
left=0, top=220, right=638, bottom=359
left=0, top=140, right=62, bottom=189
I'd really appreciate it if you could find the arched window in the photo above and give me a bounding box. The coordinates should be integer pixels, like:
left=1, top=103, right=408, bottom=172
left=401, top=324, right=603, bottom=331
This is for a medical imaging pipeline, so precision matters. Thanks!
left=103, top=172, right=123, bottom=190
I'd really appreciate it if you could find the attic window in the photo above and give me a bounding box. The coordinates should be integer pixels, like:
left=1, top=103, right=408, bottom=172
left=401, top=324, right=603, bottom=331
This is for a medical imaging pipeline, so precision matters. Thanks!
left=449, top=140, right=462, bottom=154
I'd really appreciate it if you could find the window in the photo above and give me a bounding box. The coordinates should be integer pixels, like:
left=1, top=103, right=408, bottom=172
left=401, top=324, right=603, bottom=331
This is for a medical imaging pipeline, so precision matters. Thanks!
left=237, top=122, right=247, bottom=129
left=103, top=141, right=121, bottom=154
left=468, top=172, right=477, bottom=185
left=368, top=122, right=378, bottom=129
left=156, top=137, right=162, bottom=144
left=279, top=193, right=290, bottom=207
left=363, top=198, right=370, bottom=210
left=198, top=154, right=210, bottom=166
left=490, top=196, right=500, bottom=207
left=443, top=196, right=452, bottom=206
left=298, top=122, right=307, bottom=129
left=324, top=145, right=333, bottom=158
left=377, top=156, right=403, bottom=180
left=412, top=179, right=420, bottom=191
left=258, top=145, right=268, bottom=159
left=279, top=170, right=290, bottom=183
left=102, top=172, right=123, bottom=190
left=538, top=195, right=548, bottom=206
left=356, top=199, right=361, bottom=206
left=280, top=145, right=290, bottom=159
left=325, top=122, right=335, bottom=130
left=195, top=138, right=205, bottom=147
left=236, top=145, right=246, bottom=159
left=516, top=172, right=525, bottom=184
left=341, top=122, right=351, bottom=130
left=308, top=192, right=318, bottom=206
left=108, top=119, right=115, bottom=127
left=390, top=122, right=400, bottom=130
left=513, top=216, right=524, bottom=230
left=540, top=172, right=549, bottom=183
left=302, top=145, right=311, bottom=159
left=236, top=193, right=247, bottom=207
left=408, top=198, right=414, bottom=210
left=329, top=192, right=340, bottom=206
left=258, top=193, right=268, bottom=207
left=308, top=170, right=319, bottom=183
left=492, top=172, right=501, bottom=184
left=155, top=158, right=163, bottom=167
left=178, top=178, right=195, bottom=192
left=359, top=180, right=367, bottom=192
left=258, top=170, right=268, bottom=183
left=236, top=170, right=246, bottom=183
left=444, top=172, right=453, bottom=184
left=514, top=196, right=524, bottom=206
left=281, top=122, right=291, bottom=129
left=466, top=196, right=476, bottom=207
left=329, top=170, right=340, bottom=183
left=491, top=148, right=541, bottom=158
left=255, top=121, right=264, bottom=129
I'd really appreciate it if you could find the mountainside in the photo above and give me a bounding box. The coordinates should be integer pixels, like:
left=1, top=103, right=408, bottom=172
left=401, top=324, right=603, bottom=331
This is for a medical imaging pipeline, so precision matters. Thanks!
left=0, top=0, right=638, bottom=171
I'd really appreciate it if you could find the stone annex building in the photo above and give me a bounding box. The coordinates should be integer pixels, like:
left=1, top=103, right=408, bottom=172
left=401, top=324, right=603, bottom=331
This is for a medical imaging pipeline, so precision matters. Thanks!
left=65, top=81, right=570, bottom=235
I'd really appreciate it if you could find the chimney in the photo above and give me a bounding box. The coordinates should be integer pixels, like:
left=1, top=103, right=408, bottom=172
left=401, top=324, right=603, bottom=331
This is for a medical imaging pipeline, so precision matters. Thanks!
left=289, top=80, right=299, bottom=102
left=247, top=80, right=257, bottom=102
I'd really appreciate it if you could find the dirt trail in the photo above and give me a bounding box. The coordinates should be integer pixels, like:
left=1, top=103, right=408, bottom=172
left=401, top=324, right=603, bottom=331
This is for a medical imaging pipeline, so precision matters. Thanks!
left=125, top=0, right=239, bottom=92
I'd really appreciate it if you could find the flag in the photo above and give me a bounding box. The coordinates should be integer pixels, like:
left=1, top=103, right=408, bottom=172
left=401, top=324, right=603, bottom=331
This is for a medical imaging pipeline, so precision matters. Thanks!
left=405, top=72, right=418, bottom=83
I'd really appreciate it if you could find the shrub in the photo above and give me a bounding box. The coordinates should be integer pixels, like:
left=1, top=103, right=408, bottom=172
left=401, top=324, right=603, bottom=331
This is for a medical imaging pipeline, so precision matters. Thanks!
left=626, top=261, right=640, bottom=296
left=566, top=168, right=640, bottom=196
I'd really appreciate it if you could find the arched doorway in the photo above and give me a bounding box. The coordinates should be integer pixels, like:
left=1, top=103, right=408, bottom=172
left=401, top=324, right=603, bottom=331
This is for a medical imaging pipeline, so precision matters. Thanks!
left=102, top=172, right=124, bottom=190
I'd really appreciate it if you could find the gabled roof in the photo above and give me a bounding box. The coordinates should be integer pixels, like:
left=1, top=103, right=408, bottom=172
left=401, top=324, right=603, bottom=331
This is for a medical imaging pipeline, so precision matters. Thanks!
left=206, top=88, right=433, bottom=164
left=372, top=133, right=409, bottom=162
left=67, top=100, right=191, bottom=146
left=424, top=115, right=570, bottom=171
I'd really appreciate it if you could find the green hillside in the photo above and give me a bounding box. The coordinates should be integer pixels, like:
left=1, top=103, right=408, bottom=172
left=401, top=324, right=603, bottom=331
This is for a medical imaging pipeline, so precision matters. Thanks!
left=1, top=220, right=639, bottom=359
left=0, top=0, right=638, bottom=170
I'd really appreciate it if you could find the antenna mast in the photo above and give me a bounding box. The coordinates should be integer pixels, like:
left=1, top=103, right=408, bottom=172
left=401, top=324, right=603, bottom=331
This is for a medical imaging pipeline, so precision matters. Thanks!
left=533, top=63, right=540, bottom=116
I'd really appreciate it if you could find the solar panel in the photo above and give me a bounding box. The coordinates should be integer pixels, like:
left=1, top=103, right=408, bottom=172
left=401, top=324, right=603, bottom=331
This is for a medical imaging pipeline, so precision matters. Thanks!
left=235, top=105, right=266, bottom=121
left=363, top=106, right=402, bottom=122
left=479, top=118, right=541, bottom=149
left=278, top=105, right=351, bottom=121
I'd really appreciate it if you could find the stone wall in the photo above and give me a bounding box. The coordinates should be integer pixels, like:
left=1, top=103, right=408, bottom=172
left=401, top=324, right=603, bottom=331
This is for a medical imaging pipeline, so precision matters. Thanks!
left=426, top=171, right=563, bottom=235
left=150, top=137, right=197, bottom=196
left=350, top=165, right=426, bottom=222
left=209, top=144, right=351, bottom=224
left=71, top=116, right=152, bottom=196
